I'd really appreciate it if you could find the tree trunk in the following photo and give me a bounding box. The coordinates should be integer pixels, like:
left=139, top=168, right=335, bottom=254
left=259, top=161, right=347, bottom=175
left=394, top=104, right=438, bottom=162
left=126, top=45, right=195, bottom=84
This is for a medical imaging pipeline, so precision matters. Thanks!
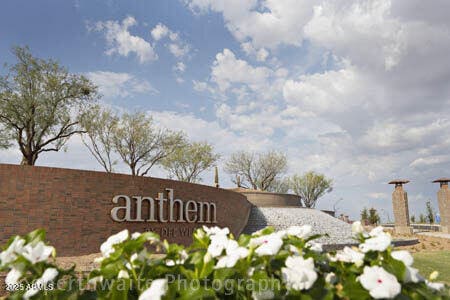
left=20, top=152, right=37, bottom=165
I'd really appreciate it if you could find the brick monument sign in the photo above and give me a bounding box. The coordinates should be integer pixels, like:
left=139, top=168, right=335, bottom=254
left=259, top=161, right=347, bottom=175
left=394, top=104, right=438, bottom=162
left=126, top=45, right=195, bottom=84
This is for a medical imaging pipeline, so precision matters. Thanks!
left=388, top=179, right=413, bottom=235
left=0, top=164, right=251, bottom=256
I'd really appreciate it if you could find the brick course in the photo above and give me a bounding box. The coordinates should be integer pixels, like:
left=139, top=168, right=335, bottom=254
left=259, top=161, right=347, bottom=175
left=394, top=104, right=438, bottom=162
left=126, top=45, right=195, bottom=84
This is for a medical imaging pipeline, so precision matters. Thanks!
left=0, top=164, right=251, bottom=256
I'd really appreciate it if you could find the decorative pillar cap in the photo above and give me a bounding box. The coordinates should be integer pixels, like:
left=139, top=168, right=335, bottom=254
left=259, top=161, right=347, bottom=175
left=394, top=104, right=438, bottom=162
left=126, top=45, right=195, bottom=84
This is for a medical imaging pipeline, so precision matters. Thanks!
left=388, top=179, right=409, bottom=187
left=432, top=178, right=450, bottom=183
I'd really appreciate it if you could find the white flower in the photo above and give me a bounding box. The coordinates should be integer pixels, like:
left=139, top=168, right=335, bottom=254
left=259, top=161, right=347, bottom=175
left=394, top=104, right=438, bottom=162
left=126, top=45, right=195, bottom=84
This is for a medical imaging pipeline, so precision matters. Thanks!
left=359, top=266, right=401, bottom=299
left=405, top=266, right=423, bottom=283
left=139, top=278, right=168, bottom=300
left=331, top=247, right=364, bottom=266
left=100, top=229, right=129, bottom=257
left=131, top=232, right=141, bottom=239
left=289, top=245, right=301, bottom=255
left=118, top=270, right=129, bottom=279
left=88, top=276, right=103, bottom=285
left=252, top=290, right=275, bottom=300
left=286, top=225, right=312, bottom=238
left=391, top=250, right=422, bottom=282
left=0, top=237, right=25, bottom=266
left=426, top=280, right=445, bottom=291
left=352, top=221, right=364, bottom=235
left=5, top=267, right=22, bottom=286
left=368, top=226, right=385, bottom=237
left=391, top=250, right=413, bottom=266
left=166, top=250, right=188, bottom=266
left=23, top=268, right=58, bottom=300
left=22, top=242, right=54, bottom=264
left=325, top=272, right=337, bottom=284
left=359, top=232, right=391, bottom=253
left=215, top=240, right=249, bottom=269
left=306, top=241, right=322, bottom=253
left=203, top=226, right=229, bottom=237
left=250, top=233, right=283, bottom=256
left=282, top=256, right=318, bottom=291
left=41, top=268, right=58, bottom=285
left=207, top=234, right=229, bottom=257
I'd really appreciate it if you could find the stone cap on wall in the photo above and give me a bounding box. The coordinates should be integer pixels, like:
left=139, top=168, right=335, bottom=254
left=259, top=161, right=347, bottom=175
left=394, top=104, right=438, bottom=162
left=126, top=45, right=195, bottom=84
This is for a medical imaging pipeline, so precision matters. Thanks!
left=228, top=187, right=302, bottom=207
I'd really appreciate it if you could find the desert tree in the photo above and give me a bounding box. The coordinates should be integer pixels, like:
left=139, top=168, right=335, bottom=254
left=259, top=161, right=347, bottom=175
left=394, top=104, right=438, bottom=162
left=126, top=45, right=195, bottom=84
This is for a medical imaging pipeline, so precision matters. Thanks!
left=0, top=46, right=97, bottom=165
left=368, top=207, right=380, bottom=225
left=161, top=141, right=220, bottom=183
left=290, top=171, right=333, bottom=208
left=80, top=105, right=119, bottom=172
left=113, top=112, right=185, bottom=176
left=419, top=213, right=426, bottom=224
left=266, top=178, right=291, bottom=194
left=224, top=150, right=287, bottom=191
left=425, top=201, right=435, bottom=224
left=360, top=207, right=369, bottom=224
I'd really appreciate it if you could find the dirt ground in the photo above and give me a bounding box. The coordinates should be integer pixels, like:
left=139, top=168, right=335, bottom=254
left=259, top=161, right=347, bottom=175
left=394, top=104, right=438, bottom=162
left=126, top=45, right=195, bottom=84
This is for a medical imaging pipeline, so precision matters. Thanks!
left=394, top=233, right=450, bottom=253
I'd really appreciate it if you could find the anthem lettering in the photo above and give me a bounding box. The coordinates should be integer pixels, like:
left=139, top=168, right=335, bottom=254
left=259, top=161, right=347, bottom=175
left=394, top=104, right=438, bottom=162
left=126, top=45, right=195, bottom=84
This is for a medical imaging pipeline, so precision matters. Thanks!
left=110, top=188, right=217, bottom=224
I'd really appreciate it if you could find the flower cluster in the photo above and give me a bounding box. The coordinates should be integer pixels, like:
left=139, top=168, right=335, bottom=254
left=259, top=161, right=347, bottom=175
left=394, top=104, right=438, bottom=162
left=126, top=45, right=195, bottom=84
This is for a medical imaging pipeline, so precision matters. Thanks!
left=0, top=224, right=448, bottom=299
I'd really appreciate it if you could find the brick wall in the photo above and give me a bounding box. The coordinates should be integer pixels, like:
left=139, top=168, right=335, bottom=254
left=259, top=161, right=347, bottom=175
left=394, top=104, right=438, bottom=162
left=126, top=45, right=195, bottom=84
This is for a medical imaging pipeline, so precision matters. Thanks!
left=0, top=164, right=251, bottom=256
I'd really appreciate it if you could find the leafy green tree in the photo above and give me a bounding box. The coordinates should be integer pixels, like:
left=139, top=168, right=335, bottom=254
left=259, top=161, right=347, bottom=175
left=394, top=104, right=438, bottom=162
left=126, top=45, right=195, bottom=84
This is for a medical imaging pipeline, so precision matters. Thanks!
left=410, top=215, right=416, bottom=223
left=419, top=213, right=426, bottom=223
left=368, top=207, right=380, bottom=225
left=266, top=178, right=291, bottom=194
left=425, top=201, right=435, bottom=224
left=0, top=46, right=97, bottom=165
left=161, top=141, right=220, bottom=183
left=80, top=105, right=119, bottom=172
left=290, top=171, right=333, bottom=208
left=224, top=150, right=287, bottom=191
left=113, top=112, right=185, bottom=176
left=360, top=207, right=369, bottom=224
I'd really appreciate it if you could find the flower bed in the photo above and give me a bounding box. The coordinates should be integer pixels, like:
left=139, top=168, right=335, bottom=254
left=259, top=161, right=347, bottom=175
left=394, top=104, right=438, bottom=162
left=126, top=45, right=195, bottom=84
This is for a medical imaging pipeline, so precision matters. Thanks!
left=0, top=223, right=449, bottom=299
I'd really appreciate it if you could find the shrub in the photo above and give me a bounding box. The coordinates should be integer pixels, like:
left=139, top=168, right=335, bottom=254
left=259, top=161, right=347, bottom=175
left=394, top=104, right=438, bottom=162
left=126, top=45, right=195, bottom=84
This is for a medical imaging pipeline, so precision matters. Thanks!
left=0, top=224, right=449, bottom=299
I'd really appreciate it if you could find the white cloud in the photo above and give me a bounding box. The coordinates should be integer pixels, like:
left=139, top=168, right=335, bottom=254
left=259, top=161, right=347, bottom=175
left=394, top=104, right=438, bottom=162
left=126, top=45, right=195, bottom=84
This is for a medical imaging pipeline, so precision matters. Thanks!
left=150, top=22, right=191, bottom=59
left=151, top=23, right=170, bottom=40
left=211, top=49, right=272, bottom=91
left=186, top=0, right=314, bottom=50
left=92, top=16, right=157, bottom=63
left=86, top=71, right=158, bottom=98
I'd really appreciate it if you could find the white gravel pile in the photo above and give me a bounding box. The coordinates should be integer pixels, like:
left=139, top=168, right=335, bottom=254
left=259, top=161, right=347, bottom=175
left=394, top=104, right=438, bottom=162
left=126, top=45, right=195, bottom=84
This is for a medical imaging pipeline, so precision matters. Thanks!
left=243, top=206, right=356, bottom=246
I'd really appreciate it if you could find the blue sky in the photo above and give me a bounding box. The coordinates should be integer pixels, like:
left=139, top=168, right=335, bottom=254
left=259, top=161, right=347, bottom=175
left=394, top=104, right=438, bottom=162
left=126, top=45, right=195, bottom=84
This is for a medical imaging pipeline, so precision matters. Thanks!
left=1, top=0, right=450, bottom=221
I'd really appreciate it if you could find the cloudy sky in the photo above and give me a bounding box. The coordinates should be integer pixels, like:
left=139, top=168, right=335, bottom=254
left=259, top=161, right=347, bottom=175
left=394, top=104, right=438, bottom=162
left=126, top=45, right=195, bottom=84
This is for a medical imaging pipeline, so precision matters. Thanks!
left=1, top=0, right=450, bottom=221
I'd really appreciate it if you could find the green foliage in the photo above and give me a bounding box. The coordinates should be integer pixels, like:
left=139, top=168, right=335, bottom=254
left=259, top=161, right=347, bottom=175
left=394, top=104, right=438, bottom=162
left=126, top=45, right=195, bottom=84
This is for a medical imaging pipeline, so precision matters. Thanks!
left=290, top=171, right=333, bottom=208
left=80, top=105, right=119, bottom=172
left=112, top=112, right=185, bottom=176
left=1, top=225, right=449, bottom=299
left=411, top=215, right=416, bottom=223
left=161, top=141, right=220, bottom=183
left=426, top=201, right=435, bottom=224
left=0, top=46, right=98, bottom=165
left=368, top=207, right=380, bottom=225
left=419, top=213, right=427, bottom=224
left=224, top=150, right=287, bottom=191
left=361, top=207, right=369, bottom=223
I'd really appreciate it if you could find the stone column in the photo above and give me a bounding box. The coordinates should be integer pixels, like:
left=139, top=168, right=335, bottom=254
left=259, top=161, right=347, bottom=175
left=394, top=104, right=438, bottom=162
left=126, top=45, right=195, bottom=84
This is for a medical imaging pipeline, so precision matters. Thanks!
left=388, top=180, right=413, bottom=235
left=433, top=178, right=450, bottom=233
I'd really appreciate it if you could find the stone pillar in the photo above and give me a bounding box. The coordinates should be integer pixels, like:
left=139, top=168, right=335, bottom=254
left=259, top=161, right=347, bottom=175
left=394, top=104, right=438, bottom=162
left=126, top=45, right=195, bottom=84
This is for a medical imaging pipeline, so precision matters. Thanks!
left=433, top=178, right=450, bottom=233
left=388, top=180, right=413, bottom=235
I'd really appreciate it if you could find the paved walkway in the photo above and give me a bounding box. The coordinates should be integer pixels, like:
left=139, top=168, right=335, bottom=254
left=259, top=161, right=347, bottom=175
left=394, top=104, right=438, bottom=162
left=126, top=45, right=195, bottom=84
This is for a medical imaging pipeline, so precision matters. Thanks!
left=417, top=232, right=450, bottom=239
